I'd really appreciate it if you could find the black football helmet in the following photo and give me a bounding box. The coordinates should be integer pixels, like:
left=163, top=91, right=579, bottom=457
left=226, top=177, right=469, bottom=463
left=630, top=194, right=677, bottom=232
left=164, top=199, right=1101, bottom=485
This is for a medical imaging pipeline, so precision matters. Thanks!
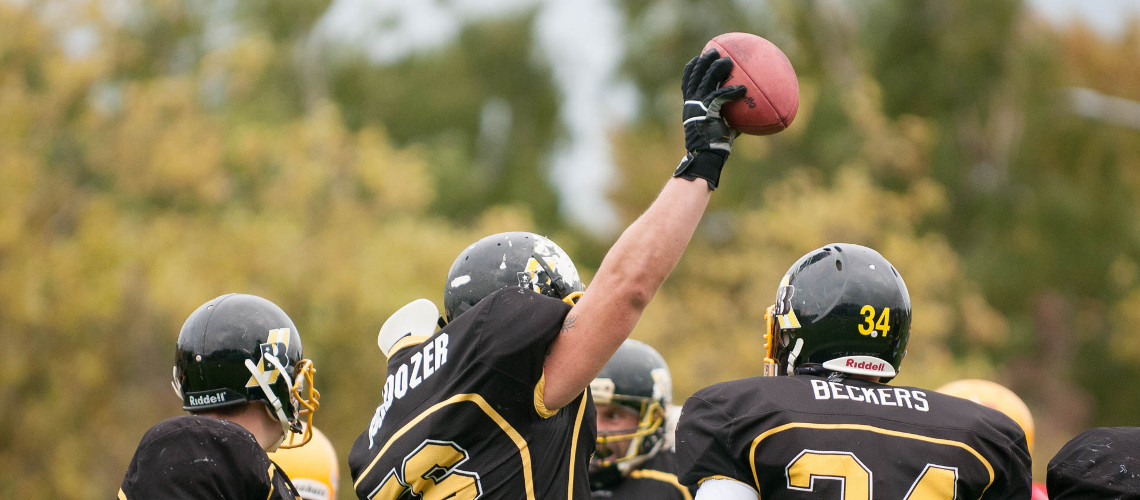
left=763, top=244, right=911, bottom=381
left=443, top=231, right=584, bottom=322
left=589, top=339, right=672, bottom=484
left=172, top=293, right=319, bottom=449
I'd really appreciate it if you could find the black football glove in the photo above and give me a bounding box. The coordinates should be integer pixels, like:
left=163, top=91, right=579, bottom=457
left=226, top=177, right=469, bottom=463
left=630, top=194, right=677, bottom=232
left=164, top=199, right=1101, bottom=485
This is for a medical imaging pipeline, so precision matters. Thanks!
left=672, top=49, right=746, bottom=190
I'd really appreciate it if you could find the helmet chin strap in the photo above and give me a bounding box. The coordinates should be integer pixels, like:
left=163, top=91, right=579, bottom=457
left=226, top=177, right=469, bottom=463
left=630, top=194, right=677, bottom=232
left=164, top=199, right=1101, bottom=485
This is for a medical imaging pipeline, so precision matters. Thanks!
left=245, top=356, right=295, bottom=445
left=616, top=434, right=646, bottom=475
left=262, top=404, right=287, bottom=452
left=785, top=338, right=804, bottom=375
left=533, top=254, right=569, bottom=297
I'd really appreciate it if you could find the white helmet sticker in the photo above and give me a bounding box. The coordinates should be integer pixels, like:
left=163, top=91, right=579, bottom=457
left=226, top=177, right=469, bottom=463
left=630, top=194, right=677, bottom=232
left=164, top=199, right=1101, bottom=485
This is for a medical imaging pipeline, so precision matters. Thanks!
left=822, top=355, right=898, bottom=378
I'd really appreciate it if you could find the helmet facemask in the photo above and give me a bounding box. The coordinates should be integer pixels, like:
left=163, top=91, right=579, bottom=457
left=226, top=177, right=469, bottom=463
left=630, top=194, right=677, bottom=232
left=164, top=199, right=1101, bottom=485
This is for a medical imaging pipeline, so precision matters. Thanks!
left=246, top=354, right=320, bottom=450
left=282, top=358, right=319, bottom=449
left=763, top=276, right=804, bottom=377
left=589, top=339, right=673, bottom=490
left=592, top=396, right=667, bottom=473
left=763, top=305, right=780, bottom=376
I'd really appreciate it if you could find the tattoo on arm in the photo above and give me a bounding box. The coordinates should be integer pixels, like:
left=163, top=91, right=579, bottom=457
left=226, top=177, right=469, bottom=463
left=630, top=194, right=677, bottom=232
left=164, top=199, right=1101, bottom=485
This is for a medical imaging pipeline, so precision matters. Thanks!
left=560, top=313, right=577, bottom=333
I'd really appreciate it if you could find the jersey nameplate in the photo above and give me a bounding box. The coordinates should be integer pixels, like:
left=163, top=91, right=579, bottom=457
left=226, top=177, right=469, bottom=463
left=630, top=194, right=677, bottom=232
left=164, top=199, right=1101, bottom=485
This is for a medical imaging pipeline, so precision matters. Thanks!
left=810, top=379, right=929, bottom=412
left=368, top=333, right=451, bottom=447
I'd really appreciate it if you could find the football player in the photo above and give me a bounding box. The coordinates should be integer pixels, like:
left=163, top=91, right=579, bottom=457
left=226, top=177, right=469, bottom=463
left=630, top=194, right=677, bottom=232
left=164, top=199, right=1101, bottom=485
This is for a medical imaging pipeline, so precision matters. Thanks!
left=589, top=339, right=693, bottom=499
left=675, top=244, right=1032, bottom=499
left=269, top=426, right=340, bottom=500
left=349, top=48, right=746, bottom=499
left=1047, top=426, right=1140, bottom=499
left=119, top=293, right=320, bottom=499
left=936, top=378, right=1048, bottom=499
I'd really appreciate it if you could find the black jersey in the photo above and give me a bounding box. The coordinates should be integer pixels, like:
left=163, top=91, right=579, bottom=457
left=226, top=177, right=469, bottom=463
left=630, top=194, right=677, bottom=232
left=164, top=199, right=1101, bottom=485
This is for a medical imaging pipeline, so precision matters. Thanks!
left=1047, top=426, right=1140, bottom=499
left=119, top=415, right=300, bottom=500
left=590, top=449, right=693, bottom=500
left=676, top=375, right=1031, bottom=499
left=349, top=287, right=596, bottom=500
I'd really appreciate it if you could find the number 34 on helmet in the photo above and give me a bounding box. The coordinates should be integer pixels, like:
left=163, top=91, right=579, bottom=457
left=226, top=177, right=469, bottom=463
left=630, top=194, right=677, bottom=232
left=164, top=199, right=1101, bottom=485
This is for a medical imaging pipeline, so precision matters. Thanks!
left=763, top=244, right=912, bottom=381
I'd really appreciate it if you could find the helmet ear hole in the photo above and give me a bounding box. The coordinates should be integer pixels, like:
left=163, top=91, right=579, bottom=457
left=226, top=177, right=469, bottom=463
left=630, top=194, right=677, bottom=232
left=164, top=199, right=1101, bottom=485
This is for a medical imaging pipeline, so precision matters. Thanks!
left=835, top=260, right=843, bottom=271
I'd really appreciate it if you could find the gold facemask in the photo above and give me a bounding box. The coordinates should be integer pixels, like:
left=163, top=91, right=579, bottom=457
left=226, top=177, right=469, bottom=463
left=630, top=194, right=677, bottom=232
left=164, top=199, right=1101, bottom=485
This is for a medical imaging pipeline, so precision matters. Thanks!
left=279, top=359, right=320, bottom=449
left=763, top=305, right=780, bottom=377
left=593, top=400, right=665, bottom=467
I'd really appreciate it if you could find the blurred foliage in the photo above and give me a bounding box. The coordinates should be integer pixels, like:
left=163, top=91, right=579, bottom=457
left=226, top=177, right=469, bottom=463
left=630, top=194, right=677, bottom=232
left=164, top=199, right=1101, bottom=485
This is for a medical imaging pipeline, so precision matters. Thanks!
left=324, top=16, right=564, bottom=228
left=1, top=0, right=1138, bottom=497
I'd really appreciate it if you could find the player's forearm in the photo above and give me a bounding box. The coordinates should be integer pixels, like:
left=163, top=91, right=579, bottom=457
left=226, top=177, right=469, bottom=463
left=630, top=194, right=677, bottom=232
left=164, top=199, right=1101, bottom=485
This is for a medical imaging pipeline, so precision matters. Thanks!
left=541, top=177, right=710, bottom=409
left=589, top=177, right=711, bottom=311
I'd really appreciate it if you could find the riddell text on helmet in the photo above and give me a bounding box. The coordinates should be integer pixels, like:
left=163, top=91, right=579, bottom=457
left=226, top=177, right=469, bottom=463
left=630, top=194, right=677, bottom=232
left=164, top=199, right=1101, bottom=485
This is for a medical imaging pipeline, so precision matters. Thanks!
left=847, top=358, right=885, bottom=371
left=188, top=391, right=228, bottom=407
left=810, top=379, right=929, bottom=412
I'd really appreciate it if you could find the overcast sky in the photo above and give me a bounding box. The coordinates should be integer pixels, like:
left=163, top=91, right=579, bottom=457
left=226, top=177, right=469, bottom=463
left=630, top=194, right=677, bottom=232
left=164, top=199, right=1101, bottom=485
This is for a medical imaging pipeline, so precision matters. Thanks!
left=1028, top=0, right=1140, bottom=37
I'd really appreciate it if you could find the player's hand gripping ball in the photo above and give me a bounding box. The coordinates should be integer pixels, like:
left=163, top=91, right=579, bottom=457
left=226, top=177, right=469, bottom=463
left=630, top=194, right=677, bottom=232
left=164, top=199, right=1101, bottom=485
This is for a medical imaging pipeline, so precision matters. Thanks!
left=703, top=32, right=799, bottom=135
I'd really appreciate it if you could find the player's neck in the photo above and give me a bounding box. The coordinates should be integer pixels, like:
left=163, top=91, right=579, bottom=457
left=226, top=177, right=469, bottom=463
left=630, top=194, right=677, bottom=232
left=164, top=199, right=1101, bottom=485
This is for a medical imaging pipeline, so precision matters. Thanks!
left=197, top=403, right=284, bottom=451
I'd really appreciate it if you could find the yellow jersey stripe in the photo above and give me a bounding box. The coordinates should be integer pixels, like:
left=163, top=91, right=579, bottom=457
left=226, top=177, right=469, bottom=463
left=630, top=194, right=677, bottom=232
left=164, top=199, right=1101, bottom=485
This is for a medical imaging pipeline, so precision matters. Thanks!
left=631, top=469, right=692, bottom=500
left=566, top=392, right=589, bottom=498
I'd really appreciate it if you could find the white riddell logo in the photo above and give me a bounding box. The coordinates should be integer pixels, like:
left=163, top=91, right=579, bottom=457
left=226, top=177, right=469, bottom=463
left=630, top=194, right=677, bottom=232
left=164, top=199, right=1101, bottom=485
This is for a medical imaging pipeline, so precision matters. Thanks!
left=189, top=392, right=227, bottom=406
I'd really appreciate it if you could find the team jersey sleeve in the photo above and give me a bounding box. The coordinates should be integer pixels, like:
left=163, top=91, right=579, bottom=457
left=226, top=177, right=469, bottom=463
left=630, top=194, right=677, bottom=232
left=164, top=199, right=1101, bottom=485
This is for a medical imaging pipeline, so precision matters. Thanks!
left=675, top=387, right=751, bottom=488
left=977, top=410, right=1033, bottom=498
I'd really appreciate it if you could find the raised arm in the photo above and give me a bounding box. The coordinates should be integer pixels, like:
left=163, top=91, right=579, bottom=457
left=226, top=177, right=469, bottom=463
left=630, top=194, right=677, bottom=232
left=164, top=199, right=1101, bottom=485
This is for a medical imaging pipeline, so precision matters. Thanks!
left=541, top=50, right=745, bottom=409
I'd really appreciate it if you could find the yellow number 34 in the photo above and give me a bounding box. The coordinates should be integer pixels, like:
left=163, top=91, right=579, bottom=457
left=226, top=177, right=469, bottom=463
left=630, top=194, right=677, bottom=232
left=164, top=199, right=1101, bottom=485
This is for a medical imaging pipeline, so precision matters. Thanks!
left=858, top=306, right=891, bottom=338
